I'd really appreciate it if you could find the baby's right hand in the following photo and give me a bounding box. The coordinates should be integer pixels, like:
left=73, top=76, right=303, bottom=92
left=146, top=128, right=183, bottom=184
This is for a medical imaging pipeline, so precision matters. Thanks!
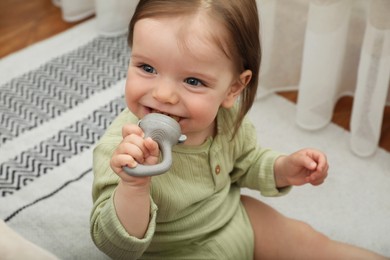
left=110, top=123, right=160, bottom=184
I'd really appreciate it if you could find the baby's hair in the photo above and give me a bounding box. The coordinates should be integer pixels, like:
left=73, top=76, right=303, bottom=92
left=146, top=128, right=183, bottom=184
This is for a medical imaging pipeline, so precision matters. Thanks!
left=128, top=0, right=261, bottom=137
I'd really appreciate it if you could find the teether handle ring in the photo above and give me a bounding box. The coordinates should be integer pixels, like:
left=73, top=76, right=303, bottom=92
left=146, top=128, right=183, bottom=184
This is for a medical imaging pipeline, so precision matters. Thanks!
left=122, top=113, right=184, bottom=177
left=123, top=131, right=174, bottom=176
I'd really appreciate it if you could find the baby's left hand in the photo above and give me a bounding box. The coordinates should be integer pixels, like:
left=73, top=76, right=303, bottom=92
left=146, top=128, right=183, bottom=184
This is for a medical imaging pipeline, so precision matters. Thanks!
left=274, top=148, right=329, bottom=187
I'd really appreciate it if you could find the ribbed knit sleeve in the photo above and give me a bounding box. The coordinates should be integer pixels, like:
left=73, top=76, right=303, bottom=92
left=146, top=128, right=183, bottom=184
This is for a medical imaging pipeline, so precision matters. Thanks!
left=220, top=109, right=291, bottom=196
left=90, top=109, right=158, bottom=259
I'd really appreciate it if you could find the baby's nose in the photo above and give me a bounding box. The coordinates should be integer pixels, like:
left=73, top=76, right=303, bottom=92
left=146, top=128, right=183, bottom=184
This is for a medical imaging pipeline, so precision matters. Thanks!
left=152, top=80, right=179, bottom=104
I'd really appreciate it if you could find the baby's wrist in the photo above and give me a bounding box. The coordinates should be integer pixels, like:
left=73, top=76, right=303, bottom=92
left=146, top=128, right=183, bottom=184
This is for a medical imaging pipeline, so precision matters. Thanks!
left=274, top=155, right=290, bottom=187
left=118, top=178, right=151, bottom=193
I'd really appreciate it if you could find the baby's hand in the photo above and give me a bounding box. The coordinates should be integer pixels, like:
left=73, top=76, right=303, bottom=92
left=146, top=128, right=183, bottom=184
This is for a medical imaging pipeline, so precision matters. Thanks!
left=110, top=124, right=160, bottom=184
left=275, top=148, right=329, bottom=187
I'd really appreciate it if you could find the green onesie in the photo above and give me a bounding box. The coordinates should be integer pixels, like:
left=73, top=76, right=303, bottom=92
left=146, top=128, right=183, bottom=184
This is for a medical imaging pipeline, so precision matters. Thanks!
left=90, top=107, right=290, bottom=259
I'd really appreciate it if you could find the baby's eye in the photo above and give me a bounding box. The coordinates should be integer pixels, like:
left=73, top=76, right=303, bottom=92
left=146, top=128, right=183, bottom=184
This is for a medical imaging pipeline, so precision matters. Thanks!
left=141, top=64, right=157, bottom=74
left=184, top=77, right=203, bottom=87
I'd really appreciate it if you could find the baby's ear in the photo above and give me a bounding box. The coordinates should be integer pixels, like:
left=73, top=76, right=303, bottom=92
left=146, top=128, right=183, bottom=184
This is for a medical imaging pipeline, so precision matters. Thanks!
left=222, top=70, right=252, bottom=108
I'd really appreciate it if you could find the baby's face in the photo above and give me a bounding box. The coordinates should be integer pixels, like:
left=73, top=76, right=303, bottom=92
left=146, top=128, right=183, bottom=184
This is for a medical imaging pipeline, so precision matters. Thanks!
left=125, top=13, right=241, bottom=145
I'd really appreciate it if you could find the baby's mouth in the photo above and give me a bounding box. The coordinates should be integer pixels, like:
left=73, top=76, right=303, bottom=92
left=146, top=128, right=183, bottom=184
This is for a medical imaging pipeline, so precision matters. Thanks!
left=150, top=109, right=181, bottom=122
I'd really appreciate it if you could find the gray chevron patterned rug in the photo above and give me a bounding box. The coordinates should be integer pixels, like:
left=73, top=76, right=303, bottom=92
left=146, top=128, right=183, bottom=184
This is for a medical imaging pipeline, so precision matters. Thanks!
left=1, top=19, right=389, bottom=258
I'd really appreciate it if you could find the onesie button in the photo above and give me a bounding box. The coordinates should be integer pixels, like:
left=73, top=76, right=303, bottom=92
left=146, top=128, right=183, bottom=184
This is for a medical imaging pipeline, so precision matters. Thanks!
left=215, top=165, right=221, bottom=175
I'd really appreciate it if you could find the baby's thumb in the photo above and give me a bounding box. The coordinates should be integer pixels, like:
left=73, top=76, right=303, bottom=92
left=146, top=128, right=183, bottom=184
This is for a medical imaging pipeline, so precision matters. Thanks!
left=304, top=156, right=317, bottom=170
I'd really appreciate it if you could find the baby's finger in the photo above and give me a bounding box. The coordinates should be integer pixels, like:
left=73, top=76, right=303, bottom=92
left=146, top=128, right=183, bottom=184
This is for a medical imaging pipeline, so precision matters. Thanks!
left=144, top=137, right=160, bottom=157
left=122, top=124, right=144, bottom=138
left=122, top=133, right=153, bottom=156
left=307, top=150, right=327, bottom=171
left=301, top=155, right=317, bottom=171
left=118, top=141, right=147, bottom=164
left=308, top=167, right=328, bottom=185
left=309, top=176, right=325, bottom=186
left=111, top=153, right=137, bottom=173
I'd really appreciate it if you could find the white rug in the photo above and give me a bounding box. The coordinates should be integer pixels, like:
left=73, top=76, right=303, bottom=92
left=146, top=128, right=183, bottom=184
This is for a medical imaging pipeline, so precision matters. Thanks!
left=0, top=18, right=389, bottom=259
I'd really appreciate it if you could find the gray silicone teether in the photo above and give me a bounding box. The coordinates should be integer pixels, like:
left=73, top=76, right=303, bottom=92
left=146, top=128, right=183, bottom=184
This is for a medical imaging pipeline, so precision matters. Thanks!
left=123, top=113, right=186, bottom=177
